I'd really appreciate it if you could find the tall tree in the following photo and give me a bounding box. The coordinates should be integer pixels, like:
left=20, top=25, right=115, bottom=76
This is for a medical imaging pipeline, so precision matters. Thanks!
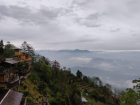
left=21, top=41, right=35, bottom=56
left=3, top=41, right=15, bottom=58
left=0, top=40, right=4, bottom=55
left=40, top=64, right=52, bottom=83
left=15, top=62, right=29, bottom=90
left=105, top=83, right=112, bottom=90
left=120, top=88, right=140, bottom=105
left=76, top=70, right=82, bottom=79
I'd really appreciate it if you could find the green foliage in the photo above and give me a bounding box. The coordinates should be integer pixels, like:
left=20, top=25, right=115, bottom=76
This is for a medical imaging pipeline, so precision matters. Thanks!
left=38, top=81, right=46, bottom=93
left=0, top=40, right=4, bottom=54
left=40, top=64, right=52, bottom=83
left=44, top=87, right=51, bottom=94
left=91, top=89, right=100, bottom=102
left=13, top=87, right=18, bottom=91
left=23, top=85, right=27, bottom=90
left=119, top=88, right=140, bottom=105
left=23, top=91, right=30, bottom=97
left=73, top=94, right=82, bottom=105
left=27, top=97, right=34, bottom=103
left=83, top=76, right=89, bottom=83
left=15, top=62, right=29, bottom=76
left=21, top=41, right=35, bottom=56
left=133, top=78, right=140, bottom=89
left=85, top=89, right=88, bottom=93
left=76, top=70, right=82, bottom=79
left=49, top=92, right=66, bottom=105
left=0, top=55, right=5, bottom=62
left=3, top=41, right=15, bottom=58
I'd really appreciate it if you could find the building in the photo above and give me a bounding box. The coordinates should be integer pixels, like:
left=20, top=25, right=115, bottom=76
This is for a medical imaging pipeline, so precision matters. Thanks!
left=53, top=60, right=60, bottom=69
left=0, top=89, right=26, bottom=105
left=82, top=97, right=88, bottom=103
left=0, top=48, right=32, bottom=89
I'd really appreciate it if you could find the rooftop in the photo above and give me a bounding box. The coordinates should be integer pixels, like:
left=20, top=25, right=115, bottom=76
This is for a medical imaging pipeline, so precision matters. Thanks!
left=4, top=60, right=19, bottom=64
left=0, top=89, right=23, bottom=105
left=82, top=97, right=88, bottom=103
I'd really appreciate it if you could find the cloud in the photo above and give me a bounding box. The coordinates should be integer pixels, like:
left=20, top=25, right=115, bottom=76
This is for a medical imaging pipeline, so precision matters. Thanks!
left=0, top=0, right=140, bottom=50
left=0, top=5, right=63, bottom=25
left=46, top=38, right=98, bottom=44
left=98, top=62, right=114, bottom=71
left=70, top=57, right=92, bottom=63
left=107, top=80, right=136, bottom=88
left=110, top=28, right=121, bottom=32
left=75, top=13, right=102, bottom=27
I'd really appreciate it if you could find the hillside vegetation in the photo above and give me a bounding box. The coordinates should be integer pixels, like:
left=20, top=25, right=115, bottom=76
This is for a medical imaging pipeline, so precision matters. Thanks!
left=22, top=53, right=124, bottom=105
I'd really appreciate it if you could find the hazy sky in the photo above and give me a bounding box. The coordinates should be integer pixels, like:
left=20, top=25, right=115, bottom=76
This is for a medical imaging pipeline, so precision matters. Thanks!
left=0, top=0, right=140, bottom=50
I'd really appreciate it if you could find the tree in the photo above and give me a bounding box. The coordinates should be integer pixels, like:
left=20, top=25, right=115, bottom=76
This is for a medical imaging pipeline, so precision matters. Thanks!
left=83, top=76, right=89, bottom=83
left=99, top=80, right=103, bottom=87
left=68, top=68, right=71, bottom=73
left=73, top=94, right=82, bottom=105
left=63, top=66, right=66, bottom=70
left=0, top=55, right=5, bottom=62
left=76, top=70, right=82, bottom=79
left=21, top=41, right=35, bottom=56
left=91, top=89, right=100, bottom=102
left=119, top=88, right=140, bottom=105
left=40, top=64, right=52, bottom=83
left=0, top=40, right=4, bottom=55
left=105, top=83, right=112, bottom=90
left=132, top=78, right=140, bottom=89
left=3, top=41, right=15, bottom=57
left=15, top=62, right=29, bottom=90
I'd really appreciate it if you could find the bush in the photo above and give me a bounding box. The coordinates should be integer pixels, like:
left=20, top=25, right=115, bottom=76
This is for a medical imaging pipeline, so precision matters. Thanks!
left=85, top=89, right=88, bottom=93
left=13, top=87, right=17, bottom=90
left=91, top=89, right=99, bottom=102
left=27, top=97, right=34, bottom=103
left=20, top=81, right=25, bottom=86
left=23, top=85, right=27, bottom=90
left=23, top=91, right=30, bottom=97
left=44, top=87, right=51, bottom=94
left=49, top=98, right=57, bottom=105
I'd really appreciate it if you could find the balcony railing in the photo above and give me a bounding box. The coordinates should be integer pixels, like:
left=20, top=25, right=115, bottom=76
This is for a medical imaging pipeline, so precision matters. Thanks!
left=0, top=68, right=17, bottom=75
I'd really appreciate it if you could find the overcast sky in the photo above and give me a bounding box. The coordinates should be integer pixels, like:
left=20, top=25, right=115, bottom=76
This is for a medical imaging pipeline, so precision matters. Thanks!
left=0, top=0, right=140, bottom=50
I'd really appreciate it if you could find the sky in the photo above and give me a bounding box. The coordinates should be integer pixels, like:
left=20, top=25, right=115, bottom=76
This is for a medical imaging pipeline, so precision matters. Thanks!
left=0, top=0, right=140, bottom=90
left=0, top=0, right=140, bottom=50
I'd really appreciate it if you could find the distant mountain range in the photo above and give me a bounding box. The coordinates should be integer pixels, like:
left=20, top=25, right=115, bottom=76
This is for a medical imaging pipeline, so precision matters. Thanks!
left=35, top=49, right=104, bottom=53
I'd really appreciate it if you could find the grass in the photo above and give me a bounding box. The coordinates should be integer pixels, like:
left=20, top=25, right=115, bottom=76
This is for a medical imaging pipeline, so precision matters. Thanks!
left=77, top=81, right=105, bottom=105
left=19, top=76, right=43, bottom=103
left=83, top=94, right=105, bottom=105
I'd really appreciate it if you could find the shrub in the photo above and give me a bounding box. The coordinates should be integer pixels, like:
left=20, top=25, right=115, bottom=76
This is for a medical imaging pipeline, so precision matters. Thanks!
left=27, top=97, right=34, bottom=103
left=91, top=89, right=99, bottom=102
left=85, top=89, right=88, bottom=93
left=13, top=87, right=17, bottom=90
left=20, top=81, right=25, bottom=86
left=49, top=98, right=57, bottom=105
left=23, top=91, right=30, bottom=97
left=23, top=85, right=27, bottom=90
left=44, top=87, right=51, bottom=94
